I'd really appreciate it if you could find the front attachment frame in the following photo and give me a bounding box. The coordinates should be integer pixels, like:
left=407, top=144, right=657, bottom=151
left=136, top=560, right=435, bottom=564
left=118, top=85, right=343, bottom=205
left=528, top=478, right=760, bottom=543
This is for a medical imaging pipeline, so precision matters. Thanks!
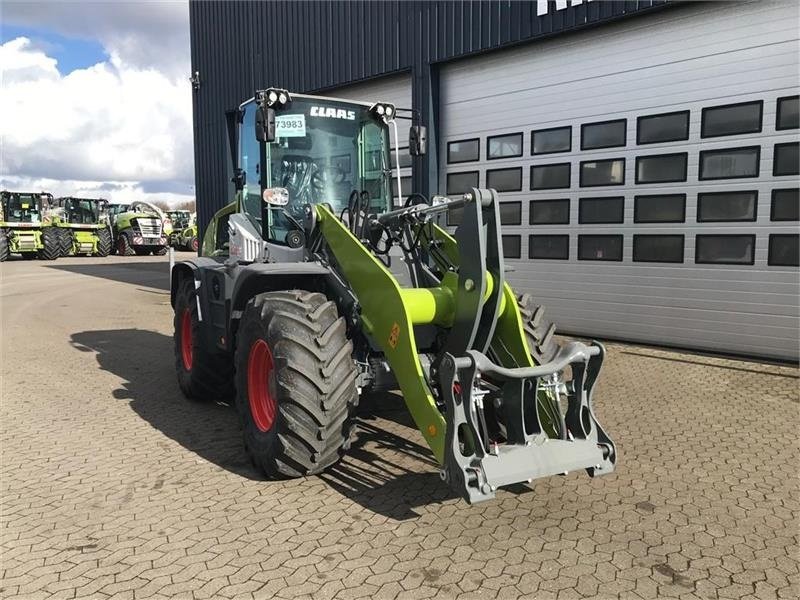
left=438, top=341, right=616, bottom=503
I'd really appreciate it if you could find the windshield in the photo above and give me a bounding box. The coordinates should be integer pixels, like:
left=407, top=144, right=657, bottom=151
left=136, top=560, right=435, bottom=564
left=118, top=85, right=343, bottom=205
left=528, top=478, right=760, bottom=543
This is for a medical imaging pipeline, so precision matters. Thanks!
left=2, top=193, right=41, bottom=223
left=240, top=97, right=392, bottom=245
left=167, top=211, right=191, bottom=228
left=65, top=199, right=100, bottom=224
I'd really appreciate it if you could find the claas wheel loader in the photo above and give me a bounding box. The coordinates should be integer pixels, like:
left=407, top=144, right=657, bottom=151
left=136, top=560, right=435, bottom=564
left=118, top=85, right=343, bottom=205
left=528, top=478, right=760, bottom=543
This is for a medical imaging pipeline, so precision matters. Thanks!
left=0, top=190, right=60, bottom=261
left=170, top=89, right=616, bottom=503
left=51, top=197, right=113, bottom=257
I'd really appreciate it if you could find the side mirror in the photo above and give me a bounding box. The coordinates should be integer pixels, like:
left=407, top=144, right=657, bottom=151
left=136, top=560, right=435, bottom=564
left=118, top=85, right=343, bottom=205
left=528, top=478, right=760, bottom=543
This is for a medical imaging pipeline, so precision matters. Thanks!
left=232, top=168, right=246, bottom=190
left=255, top=106, right=276, bottom=142
left=409, top=125, right=427, bottom=156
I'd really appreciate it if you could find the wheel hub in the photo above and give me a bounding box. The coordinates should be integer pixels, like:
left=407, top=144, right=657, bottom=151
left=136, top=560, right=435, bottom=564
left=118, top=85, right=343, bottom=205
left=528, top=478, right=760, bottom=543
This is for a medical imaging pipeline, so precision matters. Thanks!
left=247, top=339, right=277, bottom=432
left=180, top=309, right=193, bottom=370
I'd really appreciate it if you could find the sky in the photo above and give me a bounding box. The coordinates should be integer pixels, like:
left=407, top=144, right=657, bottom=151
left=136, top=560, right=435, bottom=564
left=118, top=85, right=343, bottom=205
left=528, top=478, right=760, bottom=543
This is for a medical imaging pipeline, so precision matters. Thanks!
left=0, top=0, right=194, bottom=206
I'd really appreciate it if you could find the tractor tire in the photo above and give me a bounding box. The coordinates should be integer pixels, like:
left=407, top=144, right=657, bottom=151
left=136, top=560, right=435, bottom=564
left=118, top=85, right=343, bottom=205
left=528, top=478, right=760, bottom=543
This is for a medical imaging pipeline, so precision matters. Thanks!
left=517, top=293, right=559, bottom=365
left=0, top=229, right=8, bottom=262
left=96, top=228, right=112, bottom=257
left=116, top=233, right=135, bottom=256
left=153, top=246, right=168, bottom=256
left=38, top=228, right=61, bottom=260
left=234, top=290, right=359, bottom=478
left=174, top=277, right=235, bottom=403
left=188, top=237, right=199, bottom=253
left=57, top=229, right=72, bottom=256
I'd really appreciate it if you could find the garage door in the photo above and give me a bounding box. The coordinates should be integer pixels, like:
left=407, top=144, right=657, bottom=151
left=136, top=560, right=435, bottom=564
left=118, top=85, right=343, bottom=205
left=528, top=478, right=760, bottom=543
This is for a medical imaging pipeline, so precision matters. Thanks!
left=326, top=72, right=413, bottom=204
left=439, top=0, right=799, bottom=361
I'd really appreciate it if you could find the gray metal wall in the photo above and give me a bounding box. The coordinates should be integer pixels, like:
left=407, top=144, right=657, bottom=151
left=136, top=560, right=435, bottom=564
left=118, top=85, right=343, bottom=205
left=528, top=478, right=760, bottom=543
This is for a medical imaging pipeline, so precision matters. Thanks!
left=189, top=0, right=669, bottom=234
left=439, top=0, right=800, bottom=360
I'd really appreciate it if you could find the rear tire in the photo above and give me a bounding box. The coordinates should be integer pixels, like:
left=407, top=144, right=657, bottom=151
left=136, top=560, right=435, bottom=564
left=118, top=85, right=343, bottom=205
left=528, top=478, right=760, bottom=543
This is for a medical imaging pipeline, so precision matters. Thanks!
left=173, top=277, right=234, bottom=402
left=117, top=233, right=135, bottom=256
left=234, top=290, right=359, bottom=478
left=153, top=246, right=168, bottom=256
left=96, top=228, right=111, bottom=257
left=188, top=237, right=199, bottom=253
left=0, top=229, right=8, bottom=262
left=518, top=293, right=559, bottom=365
left=38, top=228, right=60, bottom=260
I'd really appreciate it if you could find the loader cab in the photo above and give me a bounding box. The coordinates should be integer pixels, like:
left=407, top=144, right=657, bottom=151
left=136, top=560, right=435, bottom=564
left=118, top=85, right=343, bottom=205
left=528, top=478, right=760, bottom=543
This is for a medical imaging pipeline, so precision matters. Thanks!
left=0, top=191, right=51, bottom=225
left=236, top=94, right=393, bottom=248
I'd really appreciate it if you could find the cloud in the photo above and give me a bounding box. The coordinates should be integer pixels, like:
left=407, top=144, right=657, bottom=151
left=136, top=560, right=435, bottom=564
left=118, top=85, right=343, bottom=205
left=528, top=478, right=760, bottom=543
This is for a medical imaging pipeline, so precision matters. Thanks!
left=2, top=1, right=190, bottom=79
left=0, top=174, right=193, bottom=207
left=0, top=35, right=194, bottom=206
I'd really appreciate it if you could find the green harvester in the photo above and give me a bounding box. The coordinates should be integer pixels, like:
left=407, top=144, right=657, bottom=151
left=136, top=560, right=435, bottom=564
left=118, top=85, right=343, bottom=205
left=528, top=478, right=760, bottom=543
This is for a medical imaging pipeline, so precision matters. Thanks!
left=0, top=191, right=61, bottom=262
left=51, top=197, right=113, bottom=257
left=171, top=89, right=616, bottom=503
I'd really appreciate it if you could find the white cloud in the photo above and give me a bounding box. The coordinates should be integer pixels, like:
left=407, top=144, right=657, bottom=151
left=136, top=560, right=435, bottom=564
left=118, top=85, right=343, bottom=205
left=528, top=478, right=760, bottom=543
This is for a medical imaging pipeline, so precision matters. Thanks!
left=0, top=34, right=194, bottom=206
left=2, top=1, right=190, bottom=78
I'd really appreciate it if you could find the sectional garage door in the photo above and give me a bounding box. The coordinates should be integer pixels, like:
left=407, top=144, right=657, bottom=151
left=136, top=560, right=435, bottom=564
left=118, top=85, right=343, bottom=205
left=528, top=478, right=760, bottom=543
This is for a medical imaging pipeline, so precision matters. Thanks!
left=326, top=73, right=413, bottom=204
left=439, top=0, right=799, bottom=361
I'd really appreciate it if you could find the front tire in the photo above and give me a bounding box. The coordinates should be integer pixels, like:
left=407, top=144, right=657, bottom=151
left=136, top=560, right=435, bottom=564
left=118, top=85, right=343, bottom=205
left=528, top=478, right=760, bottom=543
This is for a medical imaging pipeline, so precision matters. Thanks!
left=234, top=290, right=359, bottom=478
left=117, top=233, right=135, bottom=256
left=518, top=293, right=559, bottom=365
left=96, top=228, right=112, bottom=257
left=58, top=228, right=72, bottom=256
left=38, top=228, right=61, bottom=260
left=0, top=229, right=8, bottom=262
left=173, top=277, right=234, bottom=402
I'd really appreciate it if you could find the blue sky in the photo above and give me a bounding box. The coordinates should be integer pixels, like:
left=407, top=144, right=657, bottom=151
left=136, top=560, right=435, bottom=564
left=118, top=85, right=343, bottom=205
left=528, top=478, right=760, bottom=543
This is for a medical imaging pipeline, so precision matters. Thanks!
left=0, top=2, right=194, bottom=206
left=1, top=24, right=108, bottom=74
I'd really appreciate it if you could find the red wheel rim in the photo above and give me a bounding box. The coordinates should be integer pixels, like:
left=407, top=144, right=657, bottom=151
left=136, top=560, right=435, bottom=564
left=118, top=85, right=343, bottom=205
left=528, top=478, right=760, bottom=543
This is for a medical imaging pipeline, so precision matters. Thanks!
left=247, top=339, right=277, bottom=432
left=180, top=309, right=193, bottom=370
left=191, top=238, right=199, bottom=252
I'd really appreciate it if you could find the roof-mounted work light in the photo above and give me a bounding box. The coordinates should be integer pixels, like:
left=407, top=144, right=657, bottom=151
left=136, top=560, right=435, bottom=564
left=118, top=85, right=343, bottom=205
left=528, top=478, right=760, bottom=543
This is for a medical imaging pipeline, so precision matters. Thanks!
left=370, top=102, right=396, bottom=122
left=258, top=88, right=291, bottom=108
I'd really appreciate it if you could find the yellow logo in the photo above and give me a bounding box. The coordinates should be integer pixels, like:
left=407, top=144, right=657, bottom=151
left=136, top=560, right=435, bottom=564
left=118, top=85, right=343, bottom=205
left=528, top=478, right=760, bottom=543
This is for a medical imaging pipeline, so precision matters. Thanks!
left=388, top=322, right=401, bottom=349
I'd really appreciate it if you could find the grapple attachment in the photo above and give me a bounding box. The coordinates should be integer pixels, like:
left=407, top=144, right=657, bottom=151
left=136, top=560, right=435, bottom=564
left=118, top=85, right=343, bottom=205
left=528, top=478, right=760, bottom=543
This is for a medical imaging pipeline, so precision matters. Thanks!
left=438, top=341, right=616, bottom=504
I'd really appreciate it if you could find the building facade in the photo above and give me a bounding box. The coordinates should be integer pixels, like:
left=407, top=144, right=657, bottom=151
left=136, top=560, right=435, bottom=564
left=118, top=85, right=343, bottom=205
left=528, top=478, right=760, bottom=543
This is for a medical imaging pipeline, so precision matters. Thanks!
left=189, top=0, right=800, bottom=360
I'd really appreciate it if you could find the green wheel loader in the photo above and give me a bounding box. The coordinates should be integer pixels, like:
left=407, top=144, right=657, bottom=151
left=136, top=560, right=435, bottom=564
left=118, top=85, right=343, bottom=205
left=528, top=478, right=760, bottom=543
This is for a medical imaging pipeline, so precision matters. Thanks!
left=170, top=89, right=616, bottom=503
left=0, top=191, right=61, bottom=261
left=51, top=197, right=113, bottom=257
left=108, top=201, right=169, bottom=256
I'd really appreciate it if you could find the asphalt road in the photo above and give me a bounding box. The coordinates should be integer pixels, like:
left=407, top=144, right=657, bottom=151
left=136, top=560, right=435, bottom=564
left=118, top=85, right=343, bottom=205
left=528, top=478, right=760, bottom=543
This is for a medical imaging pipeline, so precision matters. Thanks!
left=1, top=254, right=798, bottom=600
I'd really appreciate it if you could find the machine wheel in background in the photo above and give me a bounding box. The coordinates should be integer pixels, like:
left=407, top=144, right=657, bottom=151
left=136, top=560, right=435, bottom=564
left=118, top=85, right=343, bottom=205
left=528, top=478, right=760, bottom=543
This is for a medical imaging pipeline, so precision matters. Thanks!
left=234, top=290, right=359, bottom=478
left=57, top=229, right=72, bottom=257
left=188, top=237, right=199, bottom=252
left=38, top=228, right=61, bottom=261
left=153, top=246, right=168, bottom=256
left=116, top=233, right=135, bottom=256
left=517, top=293, right=559, bottom=366
left=173, top=277, right=234, bottom=402
left=0, top=229, right=8, bottom=262
left=96, top=228, right=112, bottom=257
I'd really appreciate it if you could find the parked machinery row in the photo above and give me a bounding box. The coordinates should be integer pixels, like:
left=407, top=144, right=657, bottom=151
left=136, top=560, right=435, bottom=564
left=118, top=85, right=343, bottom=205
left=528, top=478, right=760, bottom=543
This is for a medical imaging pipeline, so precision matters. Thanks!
left=0, top=190, right=197, bottom=262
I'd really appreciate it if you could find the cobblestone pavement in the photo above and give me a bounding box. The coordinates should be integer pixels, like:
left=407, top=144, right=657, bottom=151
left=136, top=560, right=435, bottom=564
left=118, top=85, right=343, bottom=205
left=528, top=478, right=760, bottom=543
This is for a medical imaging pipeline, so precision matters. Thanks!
left=1, top=256, right=798, bottom=600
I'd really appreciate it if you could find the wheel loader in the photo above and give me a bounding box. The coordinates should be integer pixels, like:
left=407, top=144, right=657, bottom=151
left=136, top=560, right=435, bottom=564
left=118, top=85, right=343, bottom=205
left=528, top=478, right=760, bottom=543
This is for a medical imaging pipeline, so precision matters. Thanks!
left=109, top=201, right=169, bottom=256
left=0, top=190, right=61, bottom=261
left=170, top=89, right=616, bottom=503
left=51, top=197, right=113, bottom=257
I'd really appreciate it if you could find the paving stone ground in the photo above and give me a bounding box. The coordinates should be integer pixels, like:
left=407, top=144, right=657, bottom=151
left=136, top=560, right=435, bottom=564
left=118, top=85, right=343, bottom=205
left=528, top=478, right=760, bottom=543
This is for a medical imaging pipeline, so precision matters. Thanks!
left=1, top=255, right=798, bottom=600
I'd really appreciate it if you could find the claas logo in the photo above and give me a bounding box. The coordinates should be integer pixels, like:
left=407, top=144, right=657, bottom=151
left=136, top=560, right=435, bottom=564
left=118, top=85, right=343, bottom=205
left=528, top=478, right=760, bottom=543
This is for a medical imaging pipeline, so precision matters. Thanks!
left=310, top=106, right=356, bottom=120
